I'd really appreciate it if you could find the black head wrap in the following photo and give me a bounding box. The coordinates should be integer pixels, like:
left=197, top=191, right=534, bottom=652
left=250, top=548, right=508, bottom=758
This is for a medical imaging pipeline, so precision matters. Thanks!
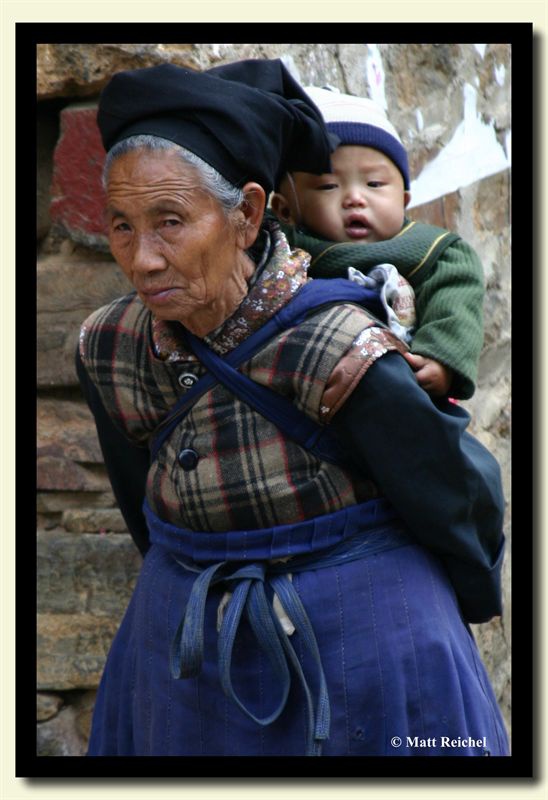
left=97, top=59, right=336, bottom=194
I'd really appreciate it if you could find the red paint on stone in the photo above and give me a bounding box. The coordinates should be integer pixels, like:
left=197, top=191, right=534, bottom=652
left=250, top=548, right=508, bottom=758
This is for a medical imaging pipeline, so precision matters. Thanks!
left=50, top=104, right=108, bottom=244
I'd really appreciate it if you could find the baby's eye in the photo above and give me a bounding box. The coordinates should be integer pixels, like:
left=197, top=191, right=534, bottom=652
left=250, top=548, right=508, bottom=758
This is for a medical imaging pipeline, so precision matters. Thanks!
left=367, top=181, right=384, bottom=188
left=316, top=182, right=338, bottom=191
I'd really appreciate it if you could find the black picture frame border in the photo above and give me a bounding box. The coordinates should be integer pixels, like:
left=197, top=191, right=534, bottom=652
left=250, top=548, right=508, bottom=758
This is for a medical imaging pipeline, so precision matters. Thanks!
left=19, top=19, right=534, bottom=782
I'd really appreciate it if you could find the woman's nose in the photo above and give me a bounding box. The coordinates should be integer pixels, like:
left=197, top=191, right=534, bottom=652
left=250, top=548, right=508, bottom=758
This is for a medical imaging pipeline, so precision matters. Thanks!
left=131, top=233, right=167, bottom=273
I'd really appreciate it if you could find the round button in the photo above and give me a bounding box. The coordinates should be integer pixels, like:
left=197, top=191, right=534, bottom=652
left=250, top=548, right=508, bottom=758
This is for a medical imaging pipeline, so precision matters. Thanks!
left=178, top=372, right=198, bottom=389
left=177, top=448, right=199, bottom=470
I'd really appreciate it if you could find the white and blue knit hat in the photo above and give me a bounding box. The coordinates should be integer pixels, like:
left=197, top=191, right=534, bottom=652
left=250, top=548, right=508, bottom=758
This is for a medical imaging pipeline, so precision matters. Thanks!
left=304, top=86, right=410, bottom=189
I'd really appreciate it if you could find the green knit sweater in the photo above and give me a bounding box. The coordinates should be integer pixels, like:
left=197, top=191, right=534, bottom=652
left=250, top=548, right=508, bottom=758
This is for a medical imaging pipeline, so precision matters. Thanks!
left=277, top=216, right=485, bottom=400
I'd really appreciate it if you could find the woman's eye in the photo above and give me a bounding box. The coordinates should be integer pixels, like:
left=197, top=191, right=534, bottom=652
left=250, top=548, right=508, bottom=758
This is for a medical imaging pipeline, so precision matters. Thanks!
left=161, top=218, right=181, bottom=228
left=113, top=221, right=131, bottom=232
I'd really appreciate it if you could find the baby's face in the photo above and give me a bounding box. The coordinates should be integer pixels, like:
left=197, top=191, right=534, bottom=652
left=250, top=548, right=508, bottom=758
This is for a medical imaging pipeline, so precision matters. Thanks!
left=276, top=146, right=410, bottom=244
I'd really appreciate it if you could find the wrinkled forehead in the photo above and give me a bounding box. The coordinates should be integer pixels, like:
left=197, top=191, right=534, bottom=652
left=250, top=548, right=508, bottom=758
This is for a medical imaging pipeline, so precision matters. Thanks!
left=105, top=150, right=213, bottom=220
left=106, top=147, right=202, bottom=189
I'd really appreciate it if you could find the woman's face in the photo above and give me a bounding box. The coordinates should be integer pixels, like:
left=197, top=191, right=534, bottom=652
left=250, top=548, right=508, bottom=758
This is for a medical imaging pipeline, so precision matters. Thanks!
left=106, top=148, right=255, bottom=335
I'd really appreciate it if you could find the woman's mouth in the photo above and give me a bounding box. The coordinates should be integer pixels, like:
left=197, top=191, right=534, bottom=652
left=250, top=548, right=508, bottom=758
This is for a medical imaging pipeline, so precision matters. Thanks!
left=139, top=287, right=178, bottom=304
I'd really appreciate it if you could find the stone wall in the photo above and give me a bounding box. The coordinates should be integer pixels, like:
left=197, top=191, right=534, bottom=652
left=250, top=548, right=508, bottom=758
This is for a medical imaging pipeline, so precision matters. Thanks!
left=36, top=42, right=512, bottom=755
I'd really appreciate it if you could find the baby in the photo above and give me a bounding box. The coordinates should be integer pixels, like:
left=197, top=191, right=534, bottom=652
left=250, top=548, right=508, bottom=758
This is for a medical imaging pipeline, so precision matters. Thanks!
left=270, top=88, right=485, bottom=399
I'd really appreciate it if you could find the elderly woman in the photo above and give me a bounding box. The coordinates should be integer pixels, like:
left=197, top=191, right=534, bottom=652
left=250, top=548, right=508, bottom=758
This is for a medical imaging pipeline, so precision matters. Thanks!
left=77, top=60, right=508, bottom=758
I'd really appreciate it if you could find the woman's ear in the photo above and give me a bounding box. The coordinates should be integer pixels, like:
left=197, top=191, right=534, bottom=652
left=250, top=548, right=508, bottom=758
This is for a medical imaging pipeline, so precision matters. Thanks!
left=236, top=182, right=267, bottom=249
left=270, top=192, right=296, bottom=224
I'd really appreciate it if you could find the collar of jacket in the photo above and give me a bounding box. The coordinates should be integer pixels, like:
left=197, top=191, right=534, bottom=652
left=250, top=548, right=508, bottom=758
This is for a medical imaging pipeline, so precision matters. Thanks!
left=275, top=214, right=460, bottom=287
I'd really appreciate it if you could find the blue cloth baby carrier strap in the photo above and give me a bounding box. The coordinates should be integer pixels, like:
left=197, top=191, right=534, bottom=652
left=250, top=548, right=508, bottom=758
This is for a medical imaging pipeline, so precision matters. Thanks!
left=149, top=278, right=384, bottom=463
left=185, top=330, right=349, bottom=465
left=144, top=496, right=411, bottom=756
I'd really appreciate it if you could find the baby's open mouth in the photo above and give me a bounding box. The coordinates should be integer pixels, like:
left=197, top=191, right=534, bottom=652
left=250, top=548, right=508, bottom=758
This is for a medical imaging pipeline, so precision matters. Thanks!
left=344, top=219, right=370, bottom=239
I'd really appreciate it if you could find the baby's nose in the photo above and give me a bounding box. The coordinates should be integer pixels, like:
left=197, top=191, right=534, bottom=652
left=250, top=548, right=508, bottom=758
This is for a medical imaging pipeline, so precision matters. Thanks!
left=343, top=188, right=367, bottom=207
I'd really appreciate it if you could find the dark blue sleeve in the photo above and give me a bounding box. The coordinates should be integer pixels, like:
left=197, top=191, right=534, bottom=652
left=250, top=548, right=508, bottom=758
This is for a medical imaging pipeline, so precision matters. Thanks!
left=330, top=352, right=506, bottom=623
left=76, top=348, right=151, bottom=556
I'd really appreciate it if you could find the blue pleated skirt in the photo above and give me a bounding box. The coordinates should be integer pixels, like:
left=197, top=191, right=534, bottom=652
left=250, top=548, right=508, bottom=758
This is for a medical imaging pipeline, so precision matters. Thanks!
left=87, top=499, right=509, bottom=757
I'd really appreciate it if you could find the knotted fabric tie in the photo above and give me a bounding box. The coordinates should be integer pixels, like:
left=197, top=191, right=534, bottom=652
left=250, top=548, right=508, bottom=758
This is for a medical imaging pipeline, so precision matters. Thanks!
left=170, top=559, right=330, bottom=757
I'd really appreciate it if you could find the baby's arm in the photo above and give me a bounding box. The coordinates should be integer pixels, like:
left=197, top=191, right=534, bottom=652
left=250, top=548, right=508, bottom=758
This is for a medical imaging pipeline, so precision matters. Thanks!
left=403, top=352, right=453, bottom=396
left=409, top=239, right=485, bottom=400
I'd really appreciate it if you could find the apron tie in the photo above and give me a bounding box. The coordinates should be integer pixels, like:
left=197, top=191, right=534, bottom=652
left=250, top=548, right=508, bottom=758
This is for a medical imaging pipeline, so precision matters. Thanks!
left=170, top=559, right=330, bottom=756
left=168, top=524, right=411, bottom=756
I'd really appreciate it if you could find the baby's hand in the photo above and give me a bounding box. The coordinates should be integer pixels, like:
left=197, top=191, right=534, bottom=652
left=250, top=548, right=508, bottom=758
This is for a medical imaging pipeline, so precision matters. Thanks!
left=403, top=353, right=453, bottom=397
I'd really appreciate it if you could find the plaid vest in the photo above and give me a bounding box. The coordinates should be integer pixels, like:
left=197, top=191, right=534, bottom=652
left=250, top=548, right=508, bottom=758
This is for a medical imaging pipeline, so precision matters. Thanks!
left=80, top=230, right=406, bottom=532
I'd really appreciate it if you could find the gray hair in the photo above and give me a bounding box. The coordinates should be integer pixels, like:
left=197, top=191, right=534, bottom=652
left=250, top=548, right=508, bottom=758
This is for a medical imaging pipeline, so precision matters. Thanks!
left=102, top=134, right=245, bottom=214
